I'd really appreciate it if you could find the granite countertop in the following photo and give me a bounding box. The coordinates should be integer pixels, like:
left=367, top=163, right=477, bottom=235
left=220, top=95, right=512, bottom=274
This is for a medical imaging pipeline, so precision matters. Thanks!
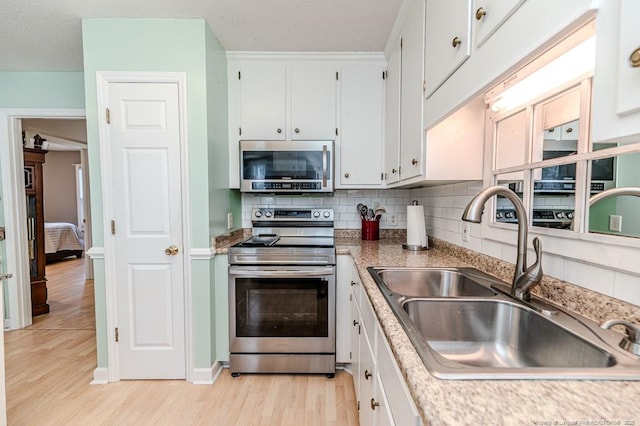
left=336, top=237, right=640, bottom=425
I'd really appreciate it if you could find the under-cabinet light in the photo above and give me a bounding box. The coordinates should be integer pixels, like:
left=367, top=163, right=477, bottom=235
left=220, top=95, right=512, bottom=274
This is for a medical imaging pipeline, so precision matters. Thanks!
left=490, top=36, right=596, bottom=113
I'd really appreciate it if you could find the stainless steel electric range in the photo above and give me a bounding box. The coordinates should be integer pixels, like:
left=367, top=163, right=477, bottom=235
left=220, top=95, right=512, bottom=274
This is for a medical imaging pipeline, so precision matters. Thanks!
left=228, top=207, right=336, bottom=377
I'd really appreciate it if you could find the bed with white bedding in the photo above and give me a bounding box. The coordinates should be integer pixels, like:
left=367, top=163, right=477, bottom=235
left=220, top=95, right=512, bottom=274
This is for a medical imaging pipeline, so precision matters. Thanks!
left=44, top=222, right=85, bottom=263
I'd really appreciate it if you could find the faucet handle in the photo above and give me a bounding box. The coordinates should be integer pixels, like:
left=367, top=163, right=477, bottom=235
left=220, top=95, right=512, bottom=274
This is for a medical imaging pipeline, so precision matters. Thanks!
left=601, top=319, right=640, bottom=356
left=528, top=237, right=543, bottom=282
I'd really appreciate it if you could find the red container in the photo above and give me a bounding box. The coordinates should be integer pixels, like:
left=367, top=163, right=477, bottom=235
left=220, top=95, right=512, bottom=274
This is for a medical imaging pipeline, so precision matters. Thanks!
left=361, top=220, right=379, bottom=240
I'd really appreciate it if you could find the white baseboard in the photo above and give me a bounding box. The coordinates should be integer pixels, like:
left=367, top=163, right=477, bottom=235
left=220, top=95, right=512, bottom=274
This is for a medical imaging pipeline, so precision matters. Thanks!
left=192, top=362, right=223, bottom=384
left=90, top=367, right=109, bottom=385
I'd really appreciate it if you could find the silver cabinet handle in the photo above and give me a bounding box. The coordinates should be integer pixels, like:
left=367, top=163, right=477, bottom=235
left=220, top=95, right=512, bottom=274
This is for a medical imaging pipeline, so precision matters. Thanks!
left=229, top=267, right=334, bottom=278
left=322, top=145, right=328, bottom=188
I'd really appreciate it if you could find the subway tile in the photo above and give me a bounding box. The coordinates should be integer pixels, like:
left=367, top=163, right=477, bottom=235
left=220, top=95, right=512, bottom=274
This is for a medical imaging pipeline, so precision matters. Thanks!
left=564, top=260, right=615, bottom=296
left=613, top=272, right=640, bottom=306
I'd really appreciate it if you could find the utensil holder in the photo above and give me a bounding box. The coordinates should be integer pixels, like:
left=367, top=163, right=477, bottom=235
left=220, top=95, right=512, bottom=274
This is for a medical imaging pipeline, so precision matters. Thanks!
left=361, top=220, right=379, bottom=240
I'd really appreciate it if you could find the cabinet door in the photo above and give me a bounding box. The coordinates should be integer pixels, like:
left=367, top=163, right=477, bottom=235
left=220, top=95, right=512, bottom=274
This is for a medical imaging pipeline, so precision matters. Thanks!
left=290, top=64, right=337, bottom=140
left=358, top=327, right=376, bottom=426
left=424, top=0, right=472, bottom=98
left=385, top=42, right=402, bottom=184
left=339, top=63, right=384, bottom=187
left=350, top=287, right=362, bottom=402
left=400, top=0, right=426, bottom=181
left=239, top=63, right=286, bottom=140
left=336, top=256, right=354, bottom=363
left=373, top=374, right=395, bottom=426
left=615, top=0, right=640, bottom=118
left=473, top=0, right=527, bottom=47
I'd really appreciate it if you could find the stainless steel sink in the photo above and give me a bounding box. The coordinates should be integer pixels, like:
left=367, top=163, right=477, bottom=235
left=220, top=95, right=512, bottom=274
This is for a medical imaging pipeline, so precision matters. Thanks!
left=367, top=266, right=640, bottom=380
left=370, top=267, right=497, bottom=298
left=404, top=299, right=614, bottom=369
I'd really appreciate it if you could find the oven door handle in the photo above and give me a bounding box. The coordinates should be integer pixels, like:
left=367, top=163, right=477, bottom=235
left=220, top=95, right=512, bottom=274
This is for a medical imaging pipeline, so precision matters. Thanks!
left=229, top=267, right=335, bottom=278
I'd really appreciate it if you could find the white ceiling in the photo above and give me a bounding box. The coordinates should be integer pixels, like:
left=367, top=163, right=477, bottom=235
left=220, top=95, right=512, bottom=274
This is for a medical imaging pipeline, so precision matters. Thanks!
left=1, top=0, right=404, bottom=72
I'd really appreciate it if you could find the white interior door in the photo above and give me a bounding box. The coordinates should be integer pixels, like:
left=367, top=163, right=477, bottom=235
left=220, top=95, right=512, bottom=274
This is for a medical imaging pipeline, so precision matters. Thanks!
left=108, top=81, right=185, bottom=379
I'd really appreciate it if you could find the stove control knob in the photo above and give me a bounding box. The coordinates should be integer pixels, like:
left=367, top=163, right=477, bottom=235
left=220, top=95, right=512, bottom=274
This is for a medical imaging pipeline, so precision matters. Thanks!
left=254, top=210, right=263, bottom=218
left=313, top=211, right=321, bottom=218
left=264, top=210, right=273, bottom=218
left=555, top=212, right=565, bottom=219
left=323, top=210, right=331, bottom=218
left=496, top=212, right=503, bottom=219
left=566, top=212, right=574, bottom=219
left=505, top=212, right=514, bottom=219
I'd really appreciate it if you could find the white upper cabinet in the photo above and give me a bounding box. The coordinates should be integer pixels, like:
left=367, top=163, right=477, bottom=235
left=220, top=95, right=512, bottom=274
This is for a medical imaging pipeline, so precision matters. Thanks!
left=384, top=42, right=402, bottom=185
left=472, top=0, right=527, bottom=47
left=227, top=54, right=385, bottom=189
left=399, top=0, right=426, bottom=182
left=591, top=0, right=640, bottom=143
left=289, top=64, right=337, bottom=140
left=238, top=62, right=287, bottom=140
left=338, top=62, right=385, bottom=187
left=424, top=0, right=472, bottom=98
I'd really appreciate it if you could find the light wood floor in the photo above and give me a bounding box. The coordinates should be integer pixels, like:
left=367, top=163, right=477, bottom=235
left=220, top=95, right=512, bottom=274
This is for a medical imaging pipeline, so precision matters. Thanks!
left=5, top=257, right=359, bottom=425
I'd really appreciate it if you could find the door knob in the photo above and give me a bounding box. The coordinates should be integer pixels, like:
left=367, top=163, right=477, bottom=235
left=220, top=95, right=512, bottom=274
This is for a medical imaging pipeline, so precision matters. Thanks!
left=630, top=47, right=640, bottom=68
left=165, top=245, right=179, bottom=256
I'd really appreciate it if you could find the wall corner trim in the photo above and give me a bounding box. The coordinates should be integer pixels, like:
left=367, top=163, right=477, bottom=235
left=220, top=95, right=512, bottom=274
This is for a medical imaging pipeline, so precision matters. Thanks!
left=192, top=362, right=223, bottom=384
left=86, top=246, right=105, bottom=259
left=90, top=367, right=110, bottom=385
left=190, top=247, right=215, bottom=260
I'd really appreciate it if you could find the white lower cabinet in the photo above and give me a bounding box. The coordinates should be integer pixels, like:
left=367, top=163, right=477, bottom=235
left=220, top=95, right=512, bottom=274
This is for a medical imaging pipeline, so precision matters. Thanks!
left=339, top=255, right=422, bottom=425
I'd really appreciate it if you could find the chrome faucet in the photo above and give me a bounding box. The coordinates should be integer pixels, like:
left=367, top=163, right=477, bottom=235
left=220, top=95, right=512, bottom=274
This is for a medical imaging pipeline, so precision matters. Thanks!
left=462, top=186, right=543, bottom=301
left=591, top=187, right=640, bottom=356
left=589, top=186, right=640, bottom=206
left=601, top=320, right=640, bottom=356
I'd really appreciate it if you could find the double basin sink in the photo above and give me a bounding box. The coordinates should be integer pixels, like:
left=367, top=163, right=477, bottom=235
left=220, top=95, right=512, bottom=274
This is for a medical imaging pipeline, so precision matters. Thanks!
left=367, top=267, right=640, bottom=379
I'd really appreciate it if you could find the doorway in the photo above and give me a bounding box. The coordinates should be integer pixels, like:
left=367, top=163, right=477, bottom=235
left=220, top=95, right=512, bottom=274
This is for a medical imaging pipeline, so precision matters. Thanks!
left=0, top=109, right=86, bottom=330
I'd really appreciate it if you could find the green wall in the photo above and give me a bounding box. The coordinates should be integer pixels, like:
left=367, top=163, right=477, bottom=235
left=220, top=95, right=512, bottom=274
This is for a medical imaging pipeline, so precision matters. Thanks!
left=0, top=72, right=85, bottom=109
left=82, top=18, right=237, bottom=373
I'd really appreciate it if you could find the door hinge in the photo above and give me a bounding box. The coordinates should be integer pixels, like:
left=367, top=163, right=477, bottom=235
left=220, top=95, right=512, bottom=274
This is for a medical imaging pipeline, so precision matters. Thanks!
left=115, top=327, right=119, bottom=342
left=239, top=127, right=242, bottom=136
left=336, top=71, right=339, bottom=81
left=238, top=71, right=241, bottom=80
left=106, top=108, right=111, bottom=124
left=383, top=71, right=387, bottom=80
left=423, top=80, right=427, bottom=93
left=111, top=220, right=116, bottom=235
left=335, top=128, right=338, bottom=136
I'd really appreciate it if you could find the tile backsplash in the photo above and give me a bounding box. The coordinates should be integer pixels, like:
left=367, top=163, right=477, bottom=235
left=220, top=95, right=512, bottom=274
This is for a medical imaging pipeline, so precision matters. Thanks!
left=410, top=181, right=640, bottom=308
left=238, top=182, right=640, bottom=308
left=241, top=189, right=411, bottom=229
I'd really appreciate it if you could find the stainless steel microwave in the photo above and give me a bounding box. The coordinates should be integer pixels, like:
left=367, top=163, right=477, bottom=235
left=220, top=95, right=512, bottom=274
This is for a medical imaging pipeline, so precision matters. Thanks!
left=239, top=140, right=334, bottom=193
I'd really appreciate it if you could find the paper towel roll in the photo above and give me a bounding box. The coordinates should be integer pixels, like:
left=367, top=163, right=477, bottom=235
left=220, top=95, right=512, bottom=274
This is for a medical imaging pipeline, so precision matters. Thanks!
left=406, top=205, right=428, bottom=248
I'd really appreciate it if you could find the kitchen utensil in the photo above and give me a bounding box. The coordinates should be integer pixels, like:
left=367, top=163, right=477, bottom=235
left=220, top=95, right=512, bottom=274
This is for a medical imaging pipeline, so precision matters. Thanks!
left=359, top=204, right=369, bottom=220
left=368, top=208, right=375, bottom=220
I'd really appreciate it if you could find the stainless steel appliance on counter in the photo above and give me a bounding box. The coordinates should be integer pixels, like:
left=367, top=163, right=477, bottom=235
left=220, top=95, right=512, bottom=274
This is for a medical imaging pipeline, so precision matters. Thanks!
left=228, top=207, right=336, bottom=377
left=239, top=140, right=334, bottom=193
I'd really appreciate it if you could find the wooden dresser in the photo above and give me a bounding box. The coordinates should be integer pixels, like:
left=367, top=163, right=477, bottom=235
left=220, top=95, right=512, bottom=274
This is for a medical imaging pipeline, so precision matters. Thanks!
left=24, top=147, right=49, bottom=316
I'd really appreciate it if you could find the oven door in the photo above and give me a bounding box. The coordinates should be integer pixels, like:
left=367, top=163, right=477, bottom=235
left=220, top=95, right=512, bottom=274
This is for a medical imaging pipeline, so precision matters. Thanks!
left=228, top=265, right=336, bottom=354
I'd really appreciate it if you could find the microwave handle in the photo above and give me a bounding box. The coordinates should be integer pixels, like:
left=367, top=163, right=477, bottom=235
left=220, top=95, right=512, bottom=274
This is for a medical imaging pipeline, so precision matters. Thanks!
left=322, top=145, right=328, bottom=188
